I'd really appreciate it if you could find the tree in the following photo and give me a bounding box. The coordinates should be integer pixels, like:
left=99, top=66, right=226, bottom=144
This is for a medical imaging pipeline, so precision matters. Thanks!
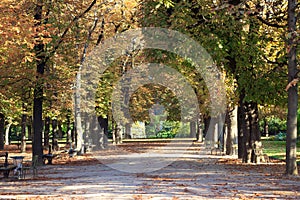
left=141, top=0, right=291, bottom=163
left=0, top=0, right=35, bottom=150
left=286, top=0, right=298, bottom=175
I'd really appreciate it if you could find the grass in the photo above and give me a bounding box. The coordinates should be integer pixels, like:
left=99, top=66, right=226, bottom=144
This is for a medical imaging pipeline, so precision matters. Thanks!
left=261, top=137, right=300, bottom=164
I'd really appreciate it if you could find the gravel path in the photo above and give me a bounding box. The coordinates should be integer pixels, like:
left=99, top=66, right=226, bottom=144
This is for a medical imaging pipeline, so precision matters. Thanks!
left=0, top=142, right=299, bottom=200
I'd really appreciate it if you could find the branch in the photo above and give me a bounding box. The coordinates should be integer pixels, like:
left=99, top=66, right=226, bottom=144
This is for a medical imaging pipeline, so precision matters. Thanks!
left=96, top=18, right=105, bottom=45
left=80, top=11, right=99, bottom=64
left=46, top=0, right=97, bottom=62
left=244, top=2, right=286, bottom=28
left=0, top=77, right=32, bottom=87
left=256, top=15, right=286, bottom=28
left=263, top=55, right=285, bottom=67
left=0, top=76, right=15, bottom=79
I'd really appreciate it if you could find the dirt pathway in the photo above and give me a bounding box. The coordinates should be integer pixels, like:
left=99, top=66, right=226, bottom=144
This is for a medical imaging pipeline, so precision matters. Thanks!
left=0, top=142, right=299, bottom=199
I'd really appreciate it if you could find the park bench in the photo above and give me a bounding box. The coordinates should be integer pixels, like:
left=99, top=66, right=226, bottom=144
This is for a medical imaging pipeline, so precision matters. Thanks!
left=42, top=153, right=57, bottom=165
left=42, top=145, right=65, bottom=164
left=43, top=150, right=67, bottom=164
left=0, top=152, right=16, bottom=178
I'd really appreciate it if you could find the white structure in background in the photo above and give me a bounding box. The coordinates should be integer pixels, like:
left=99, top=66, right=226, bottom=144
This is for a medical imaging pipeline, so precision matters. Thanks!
left=131, top=121, right=146, bottom=139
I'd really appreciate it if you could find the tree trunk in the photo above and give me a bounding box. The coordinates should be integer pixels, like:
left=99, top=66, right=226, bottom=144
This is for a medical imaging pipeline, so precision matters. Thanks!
left=203, top=115, right=211, bottom=138
left=263, top=118, right=269, bottom=138
left=112, top=118, right=116, bottom=145
left=190, top=121, right=196, bottom=138
left=21, top=113, right=27, bottom=153
left=249, top=102, right=261, bottom=163
left=71, top=122, right=76, bottom=144
left=27, top=121, right=32, bottom=141
left=218, top=114, right=225, bottom=152
left=112, top=118, right=122, bottom=144
left=286, top=0, right=298, bottom=175
left=5, top=123, right=11, bottom=145
left=33, top=0, right=45, bottom=164
left=205, top=116, right=217, bottom=149
left=196, top=116, right=203, bottom=142
left=124, top=123, right=131, bottom=139
left=238, top=99, right=261, bottom=163
left=98, top=116, right=108, bottom=148
left=74, top=8, right=98, bottom=153
left=238, top=98, right=245, bottom=159
left=226, top=106, right=238, bottom=155
left=66, top=114, right=71, bottom=144
left=58, top=121, right=63, bottom=139
left=52, top=119, right=58, bottom=151
left=0, top=113, right=4, bottom=150
left=116, top=124, right=122, bottom=144
left=44, top=117, right=50, bottom=147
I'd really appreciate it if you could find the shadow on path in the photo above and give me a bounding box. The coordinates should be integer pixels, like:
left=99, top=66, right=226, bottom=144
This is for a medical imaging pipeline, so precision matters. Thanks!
left=0, top=141, right=299, bottom=199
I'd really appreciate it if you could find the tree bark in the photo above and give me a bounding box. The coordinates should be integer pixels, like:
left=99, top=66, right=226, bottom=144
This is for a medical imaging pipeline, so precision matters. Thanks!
left=21, top=113, right=27, bottom=153
left=238, top=100, right=261, bottom=163
left=71, top=122, right=76, bottom=144
left=124, top=123, right=131, bottom=139
left=225, top=109, right=231, bottom=155
left=248, top=102, right=261, bottom=163
left=203, top=115, right=211, bottom=138
left=44, top=117, right=50, bottom=147
left=66, top=114, right=71, bottom=144
left=226, top=106, right=238, bottom=155
left=27, top=119, right=32, bottom=141
left=52, top=119, right=58, bottom=151
left=32, top=0, right=45, bottom=164
left=205, top=116, right=217, bottom=149
left=0, top=113, right=4, bottom=150
left=190, top=121, right=196, bottom=138
left=112, top=118, right=122, bottom=144
left=263, top=118, right=269, bottom=137
left=286, top=0, right=298, bottom=175
left=238, top=100, right=245, bottom=159
left=98, top=116, right=108, bottom=148
left=58, top=121, right=63, bottom=139
left=5, top=123, right=11, bottom=145
left=196, top=116, right=203, bottom=142
left=112, top=118, right=116, bottom=145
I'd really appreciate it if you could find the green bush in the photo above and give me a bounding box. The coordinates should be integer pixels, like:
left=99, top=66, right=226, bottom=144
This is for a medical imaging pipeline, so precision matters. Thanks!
left=259, top=117, right=286, bottom=136
left=146, top=121, right=181, bottom=138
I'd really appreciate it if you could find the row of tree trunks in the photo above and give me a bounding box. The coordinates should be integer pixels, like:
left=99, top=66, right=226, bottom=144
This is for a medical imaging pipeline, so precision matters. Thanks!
left=202, top=103, right=260, bottom=160
left=0, top=113, right=77, bottom=152
left=238, top=98, right=261, bottom=163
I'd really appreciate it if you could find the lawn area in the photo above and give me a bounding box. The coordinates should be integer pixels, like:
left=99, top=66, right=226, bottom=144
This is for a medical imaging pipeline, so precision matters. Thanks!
left=262, top=137, right=300, bottom=163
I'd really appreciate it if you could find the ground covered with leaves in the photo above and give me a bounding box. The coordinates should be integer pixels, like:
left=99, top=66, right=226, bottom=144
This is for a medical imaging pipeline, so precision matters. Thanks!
left=0, top=141, right=299, bottom=200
